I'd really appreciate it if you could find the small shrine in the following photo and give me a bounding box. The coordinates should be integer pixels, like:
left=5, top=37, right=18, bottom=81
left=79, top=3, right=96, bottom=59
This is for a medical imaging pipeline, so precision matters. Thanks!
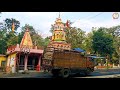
left=48, top=13, right=71, bottom=50
left=6, top=28, right=44, bottom=73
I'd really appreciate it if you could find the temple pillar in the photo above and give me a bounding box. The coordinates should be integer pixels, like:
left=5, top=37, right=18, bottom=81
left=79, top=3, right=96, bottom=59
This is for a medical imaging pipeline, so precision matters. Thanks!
left=24, top=54, right=28, bottom=71
left=12, top=54, right=17, bottom=73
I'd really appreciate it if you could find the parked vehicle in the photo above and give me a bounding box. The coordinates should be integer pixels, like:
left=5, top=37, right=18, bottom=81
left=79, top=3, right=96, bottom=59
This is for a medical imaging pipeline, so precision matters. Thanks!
left=42, top=47, right=95, bottom=78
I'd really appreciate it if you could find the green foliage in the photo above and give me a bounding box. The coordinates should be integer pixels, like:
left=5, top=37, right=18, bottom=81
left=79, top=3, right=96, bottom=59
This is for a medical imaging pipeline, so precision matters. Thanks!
left=92, top=27, right=114, bottom=57
left=0, top=24, right=9, bottom=54
left=65, top=27, right=86, bottom=49
left=4, top=18, right=20, bottom=32
left=0, top=23, right=7, bottom=54
left=83, top=32, right=93, bottom=54
left=43, top=37, right=50, bottom=48
left=106, top=25, right=120, bottom=65
left=5, top=32, right=18, bottom=47
left=106, top=25, right=120, bottom=37
left=0, top=18, right=20, bottom=54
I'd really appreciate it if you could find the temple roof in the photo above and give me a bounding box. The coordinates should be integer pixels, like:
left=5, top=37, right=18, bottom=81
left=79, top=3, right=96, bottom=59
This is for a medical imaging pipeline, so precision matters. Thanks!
left=20, top=28, right=33, bottom=48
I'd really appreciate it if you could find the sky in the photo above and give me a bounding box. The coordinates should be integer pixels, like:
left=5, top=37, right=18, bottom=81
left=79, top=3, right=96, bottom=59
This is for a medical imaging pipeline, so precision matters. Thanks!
left=0, top=12, right=120, bottom=38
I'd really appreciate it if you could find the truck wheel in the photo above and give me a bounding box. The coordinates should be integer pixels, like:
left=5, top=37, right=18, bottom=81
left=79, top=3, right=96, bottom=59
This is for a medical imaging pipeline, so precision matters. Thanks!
left=60, top=69, right=70, bottom=78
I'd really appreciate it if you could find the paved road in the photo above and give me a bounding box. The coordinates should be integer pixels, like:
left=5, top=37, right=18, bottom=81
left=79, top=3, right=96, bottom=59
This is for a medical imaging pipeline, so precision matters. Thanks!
left=2, top=68, right=120, bottom=78
left=74, top=68, right=120, bottom=78
left=0, top=72, right=52, bottom=78
left=33, top=68, right=120, bottom=78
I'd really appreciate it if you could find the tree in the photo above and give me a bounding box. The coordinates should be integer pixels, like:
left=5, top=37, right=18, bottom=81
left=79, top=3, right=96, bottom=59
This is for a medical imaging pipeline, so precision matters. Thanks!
left=65, top=27, right=86, bottom=49
left=4, top=18, right=20, bottom=33
left=106, top=25, right=120, bottom=37
left=114, top=36, right=120, bottom=66
left=106, top=25, right=120, bottom=66
left=5, top=31, right=18, bottom=47
left=83, top=32, right=93, bottom=54
left=0, top=26, right=7, bottom=54
left=92, top=27, right=114, bottom=69
left=3, top=18, right=20, bottom=48
left=43, top=37, right=50, bottom=48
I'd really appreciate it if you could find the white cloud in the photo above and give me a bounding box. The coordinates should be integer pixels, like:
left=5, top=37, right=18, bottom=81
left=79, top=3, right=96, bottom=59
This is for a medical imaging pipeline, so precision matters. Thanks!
left=72, top=18, right=120, bottom=33
left=23, top=12, right=60, bottom=19
left=36, top=21, right=52, bottom=38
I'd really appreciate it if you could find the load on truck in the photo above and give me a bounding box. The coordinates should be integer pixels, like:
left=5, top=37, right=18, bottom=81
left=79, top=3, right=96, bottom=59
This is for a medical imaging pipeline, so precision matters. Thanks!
left=42, top=47, right=95, bottom=78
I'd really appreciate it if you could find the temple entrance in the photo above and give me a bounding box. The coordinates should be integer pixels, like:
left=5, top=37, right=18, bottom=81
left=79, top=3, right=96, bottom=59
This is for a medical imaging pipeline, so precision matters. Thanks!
left=27, top=56, right=39, bottom=70
left=18, top=55, right=25, bottom=70
left=17, top=53, right=40, bottom=71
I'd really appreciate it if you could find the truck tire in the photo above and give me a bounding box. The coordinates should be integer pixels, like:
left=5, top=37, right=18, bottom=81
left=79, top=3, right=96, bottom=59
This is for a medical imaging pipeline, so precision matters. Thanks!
left=60, top=69, right=70, bottom=78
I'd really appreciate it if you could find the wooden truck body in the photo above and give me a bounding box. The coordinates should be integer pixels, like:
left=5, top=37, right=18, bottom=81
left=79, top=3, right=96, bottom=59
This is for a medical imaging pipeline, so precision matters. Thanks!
left=42, top=47, right=95, bottom=78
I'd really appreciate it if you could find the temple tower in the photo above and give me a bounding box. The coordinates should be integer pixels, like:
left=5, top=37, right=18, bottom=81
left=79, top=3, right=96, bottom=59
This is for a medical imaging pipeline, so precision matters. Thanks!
left=48, top=13, right=71, bottom=50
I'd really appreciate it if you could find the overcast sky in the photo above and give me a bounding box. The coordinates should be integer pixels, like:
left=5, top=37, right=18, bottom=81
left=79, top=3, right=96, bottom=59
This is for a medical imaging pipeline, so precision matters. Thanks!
left=0, top=12, right=120, bottom=38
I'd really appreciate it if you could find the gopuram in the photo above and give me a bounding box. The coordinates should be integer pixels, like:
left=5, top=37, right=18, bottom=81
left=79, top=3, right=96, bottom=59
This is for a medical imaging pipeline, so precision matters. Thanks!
left=47, top=13, right=71, bottom=50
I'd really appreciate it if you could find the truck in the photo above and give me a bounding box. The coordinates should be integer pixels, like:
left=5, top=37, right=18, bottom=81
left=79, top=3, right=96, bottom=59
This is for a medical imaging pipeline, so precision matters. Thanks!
left=42, top=47, right=95, bottom=78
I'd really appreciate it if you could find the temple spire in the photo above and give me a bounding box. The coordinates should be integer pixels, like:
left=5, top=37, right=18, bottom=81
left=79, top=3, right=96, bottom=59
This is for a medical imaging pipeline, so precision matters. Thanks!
left=20, top=28, right=33, bottom=49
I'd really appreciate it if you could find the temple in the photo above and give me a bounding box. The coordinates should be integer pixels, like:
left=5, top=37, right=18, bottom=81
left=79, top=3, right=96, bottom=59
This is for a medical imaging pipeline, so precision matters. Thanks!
left=48, top=13, right=71, bottom=50
left=6, top=28, right=43, bottom=73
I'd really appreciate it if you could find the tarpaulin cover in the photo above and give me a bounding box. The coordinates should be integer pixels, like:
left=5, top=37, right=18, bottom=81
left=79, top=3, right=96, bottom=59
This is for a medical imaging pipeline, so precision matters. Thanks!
left=73, top=48, right=85, bottom=52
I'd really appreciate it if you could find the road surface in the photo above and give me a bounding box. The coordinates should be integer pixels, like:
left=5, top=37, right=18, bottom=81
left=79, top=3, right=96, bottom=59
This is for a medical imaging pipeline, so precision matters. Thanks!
left=35, top=68, right=120, bottom=78
left=1, top=68, right=120, bottom=78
